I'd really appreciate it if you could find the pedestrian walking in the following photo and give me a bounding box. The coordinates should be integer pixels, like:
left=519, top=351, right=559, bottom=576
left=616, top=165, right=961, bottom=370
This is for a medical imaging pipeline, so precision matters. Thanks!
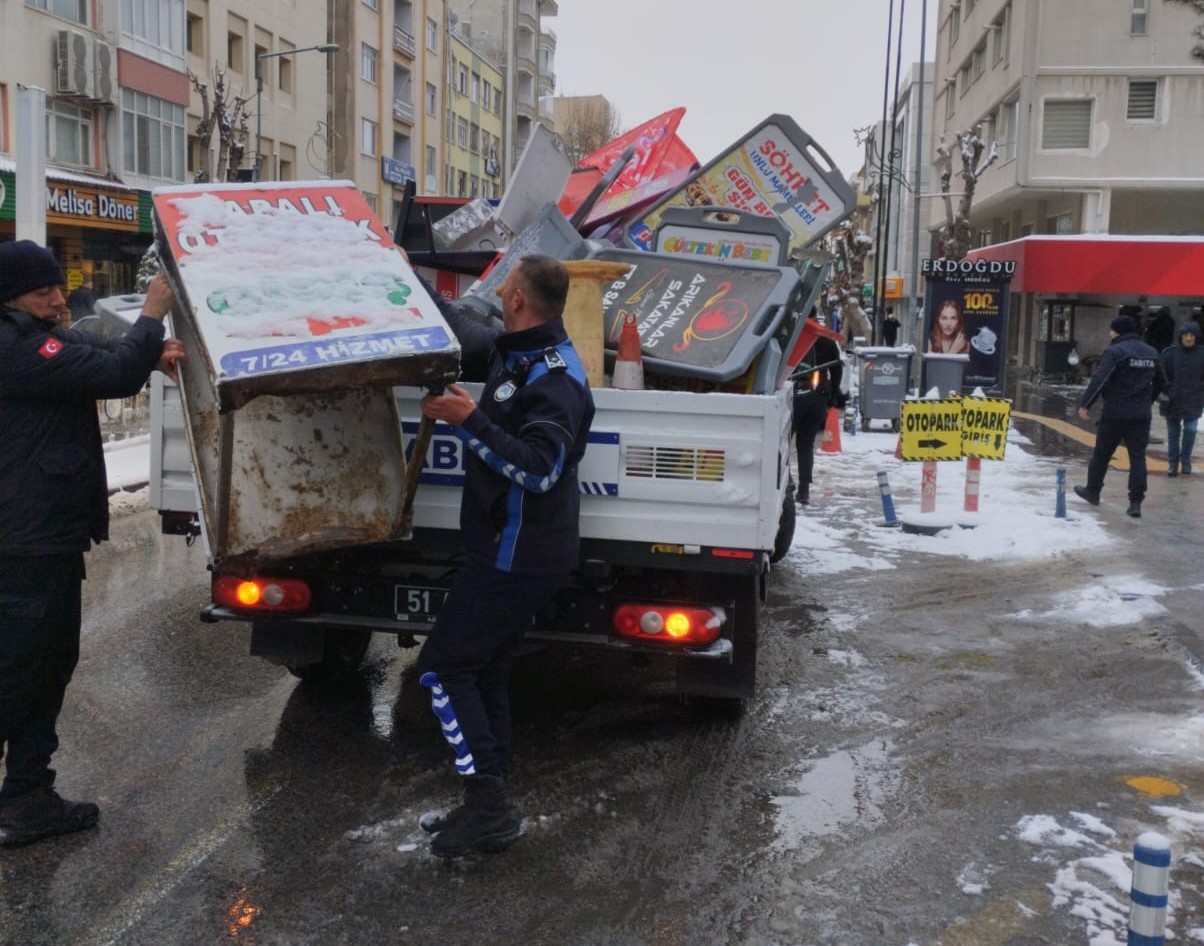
left=1073, top=315, right=1164, bottom=518
left=882, top=307, right=901, bottom=347
left=1144, top=306, right=1176, bottom=354
left=792, top=309, right=845, bottom=505
left=414, top=255, right=594, bottom=858
left=1160, top=320, right=1203, bottom=476
left=0, top=241, right=184, bottom=846
left=66, top=276, right=99, bottom=323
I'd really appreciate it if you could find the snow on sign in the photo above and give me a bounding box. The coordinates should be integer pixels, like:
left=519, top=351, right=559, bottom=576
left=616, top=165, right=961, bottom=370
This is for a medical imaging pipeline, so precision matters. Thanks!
left=152, top=180, right=460, bottom=411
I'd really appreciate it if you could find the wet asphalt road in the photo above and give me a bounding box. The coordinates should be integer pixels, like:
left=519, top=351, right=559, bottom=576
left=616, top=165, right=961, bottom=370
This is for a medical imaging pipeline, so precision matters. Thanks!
left=2, top=415, right=1202, bottom=946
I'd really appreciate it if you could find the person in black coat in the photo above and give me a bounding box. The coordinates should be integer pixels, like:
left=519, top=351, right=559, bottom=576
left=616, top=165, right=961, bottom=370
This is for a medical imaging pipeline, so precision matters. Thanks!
left=792, top=309, right=845, bottom=505
left=1143, top=307, right=1176, bottom=354
left=1073, top=315, right=1164, bottom=518
left=66, top=277, right=99, bottom=323
left=0, top=241, right=184, bottom=847
left=1160, top=320, right=1203, bottom=476
left=881, top=307, right=901, bottom=347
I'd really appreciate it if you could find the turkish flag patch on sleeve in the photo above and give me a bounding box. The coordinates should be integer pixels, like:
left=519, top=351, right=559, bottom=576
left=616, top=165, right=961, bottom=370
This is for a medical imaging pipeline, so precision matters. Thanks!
left=38, top=338, right=64, bottom=359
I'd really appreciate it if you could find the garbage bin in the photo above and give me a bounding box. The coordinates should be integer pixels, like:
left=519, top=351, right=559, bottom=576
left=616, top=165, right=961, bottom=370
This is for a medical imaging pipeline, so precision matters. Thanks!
left=921, top=352, right=969, bottom=398
left=853, top=345, right=914, bottom=431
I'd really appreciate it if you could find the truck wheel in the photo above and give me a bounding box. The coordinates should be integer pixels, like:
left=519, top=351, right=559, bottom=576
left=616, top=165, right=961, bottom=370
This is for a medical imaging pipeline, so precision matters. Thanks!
left=287, top=629, right=373, bottom=683
left=770, top=481, right=797, bottom=564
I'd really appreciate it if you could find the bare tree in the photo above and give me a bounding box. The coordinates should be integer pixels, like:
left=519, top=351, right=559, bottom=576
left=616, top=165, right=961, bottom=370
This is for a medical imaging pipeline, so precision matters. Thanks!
left=933, top=124, right=998, bottom=261
left=1165, top=0, right=1204, bottom=60
left=188, top=64, right=254, bottom=183
left=821, top=221, right=875, bottom=344
left=554, top=95, right=621, bottom=166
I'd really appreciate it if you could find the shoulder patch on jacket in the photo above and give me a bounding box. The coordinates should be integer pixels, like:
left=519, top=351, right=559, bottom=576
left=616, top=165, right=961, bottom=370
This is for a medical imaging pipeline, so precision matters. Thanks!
left=38, top=337, right=64, bottom=359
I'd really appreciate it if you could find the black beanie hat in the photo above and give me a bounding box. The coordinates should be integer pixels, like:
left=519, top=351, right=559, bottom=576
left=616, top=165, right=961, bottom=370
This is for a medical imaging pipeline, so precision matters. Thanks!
left=0, top=240, right=66, bottom=303
left=1110, top=315, right=1136, bottom=335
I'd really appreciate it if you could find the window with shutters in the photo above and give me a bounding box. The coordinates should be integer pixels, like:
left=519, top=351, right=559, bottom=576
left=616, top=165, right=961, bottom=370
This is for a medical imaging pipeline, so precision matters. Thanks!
left=1126, top=79, right=1158, bottom=120
left=1041, top=99, right=1092, bottom=150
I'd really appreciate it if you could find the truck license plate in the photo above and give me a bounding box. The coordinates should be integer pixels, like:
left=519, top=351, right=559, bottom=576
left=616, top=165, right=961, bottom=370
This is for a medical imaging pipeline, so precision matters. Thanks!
left=393, top=584, right=448, bottom=624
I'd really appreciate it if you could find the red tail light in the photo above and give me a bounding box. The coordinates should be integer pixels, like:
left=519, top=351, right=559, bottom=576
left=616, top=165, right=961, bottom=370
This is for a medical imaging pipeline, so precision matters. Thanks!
left=613, top=604, right=724, bottom=646
left=213, top=575, right=312, bottom=613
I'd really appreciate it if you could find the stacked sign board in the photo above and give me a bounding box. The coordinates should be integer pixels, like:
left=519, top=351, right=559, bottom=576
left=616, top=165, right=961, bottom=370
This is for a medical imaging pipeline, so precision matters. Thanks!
left=152, top=180, right=461, bottom=570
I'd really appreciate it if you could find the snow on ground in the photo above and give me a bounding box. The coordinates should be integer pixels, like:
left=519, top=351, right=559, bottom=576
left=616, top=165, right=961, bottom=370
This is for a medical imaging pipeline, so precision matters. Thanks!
left=782, top=423, right=1204, bottom=945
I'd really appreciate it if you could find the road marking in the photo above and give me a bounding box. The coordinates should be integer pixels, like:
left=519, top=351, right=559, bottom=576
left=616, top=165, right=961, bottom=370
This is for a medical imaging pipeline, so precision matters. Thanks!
left=1012, top=411, right=1168, bottom=473
left=73, top=781, right=283, bottom=946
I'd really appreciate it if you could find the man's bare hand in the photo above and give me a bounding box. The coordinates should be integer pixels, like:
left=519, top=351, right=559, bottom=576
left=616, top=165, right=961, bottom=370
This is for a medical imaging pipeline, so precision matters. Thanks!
left=157, top=338, right=186, bottom=383
left=1077, top=406, right=1090, bottom=422
left=420, top=383, right=477, bottom=426
left=141, top=273, right=175, bottom=321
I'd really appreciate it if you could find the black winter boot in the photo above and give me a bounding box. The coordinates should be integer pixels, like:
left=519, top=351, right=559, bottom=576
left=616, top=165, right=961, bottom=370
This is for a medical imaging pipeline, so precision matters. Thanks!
left=0, top=787, right=100, bottom=847
left=429, top=774, right=521, bottom=858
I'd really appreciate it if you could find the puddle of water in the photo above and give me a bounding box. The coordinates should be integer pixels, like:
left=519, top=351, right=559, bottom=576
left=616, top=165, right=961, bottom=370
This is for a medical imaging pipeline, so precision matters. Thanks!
left=771, top=739, right=899, bottom=852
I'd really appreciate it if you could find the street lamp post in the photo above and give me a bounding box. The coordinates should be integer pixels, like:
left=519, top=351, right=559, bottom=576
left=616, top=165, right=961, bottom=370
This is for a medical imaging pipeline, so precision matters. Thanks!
left=255, top=43, right=338, bottom=180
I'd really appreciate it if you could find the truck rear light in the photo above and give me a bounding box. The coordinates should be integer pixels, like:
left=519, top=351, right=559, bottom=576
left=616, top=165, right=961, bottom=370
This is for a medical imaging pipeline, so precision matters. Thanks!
left=613, top=604, right=724, bottom=646
left=213, top=575, right=312, bottom=613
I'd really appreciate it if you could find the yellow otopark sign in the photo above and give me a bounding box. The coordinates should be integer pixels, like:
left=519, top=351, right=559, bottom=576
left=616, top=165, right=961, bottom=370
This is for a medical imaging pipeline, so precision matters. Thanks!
left=899, top=400, right=963, bottom=461
left=961, top=398, right=1011, bottom=460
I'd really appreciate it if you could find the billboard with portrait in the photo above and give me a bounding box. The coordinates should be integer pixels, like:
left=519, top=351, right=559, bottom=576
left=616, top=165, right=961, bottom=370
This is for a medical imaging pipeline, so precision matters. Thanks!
left=921, top=258, right=1016, bottom=394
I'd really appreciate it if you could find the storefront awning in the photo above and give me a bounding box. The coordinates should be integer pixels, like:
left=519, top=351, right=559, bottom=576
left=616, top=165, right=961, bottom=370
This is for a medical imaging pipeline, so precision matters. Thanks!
left=967, top=235, right=1204, bottom=296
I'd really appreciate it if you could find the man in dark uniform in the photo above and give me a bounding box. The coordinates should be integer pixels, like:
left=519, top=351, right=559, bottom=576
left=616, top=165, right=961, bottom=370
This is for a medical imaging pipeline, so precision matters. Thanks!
left=792, top=309, right=845, bottom=505
left=415, top=255, right=594, bottom=858
left=0, top=240, right=184, bottom=846
left=1073, top=314, right=1164, bottom=518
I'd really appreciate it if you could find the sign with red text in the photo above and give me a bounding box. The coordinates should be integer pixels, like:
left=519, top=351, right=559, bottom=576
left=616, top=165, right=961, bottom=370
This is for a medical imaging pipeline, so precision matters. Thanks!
left=152, top=180, right=459, bottom=406
left=625, top=114, right=855, bottom=258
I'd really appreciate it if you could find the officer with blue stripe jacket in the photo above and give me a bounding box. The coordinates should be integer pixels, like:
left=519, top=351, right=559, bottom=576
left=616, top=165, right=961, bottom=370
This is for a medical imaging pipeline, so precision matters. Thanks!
left=414, top=254, right=594, bottom=857
left=1074, top=314, right=1165, bottom=518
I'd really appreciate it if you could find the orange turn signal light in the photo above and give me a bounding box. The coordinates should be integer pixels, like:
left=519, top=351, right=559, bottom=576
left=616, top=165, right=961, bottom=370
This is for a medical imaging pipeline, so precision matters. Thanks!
left=213, top=575, right=312, bottom=613
left=613, top=604, right=723, bottom=646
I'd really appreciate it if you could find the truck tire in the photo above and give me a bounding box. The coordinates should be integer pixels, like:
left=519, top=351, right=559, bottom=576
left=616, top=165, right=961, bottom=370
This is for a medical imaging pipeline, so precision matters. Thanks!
left=286, top=629, right=373, bottom=684
left=770, top=481, right=797, bottom=564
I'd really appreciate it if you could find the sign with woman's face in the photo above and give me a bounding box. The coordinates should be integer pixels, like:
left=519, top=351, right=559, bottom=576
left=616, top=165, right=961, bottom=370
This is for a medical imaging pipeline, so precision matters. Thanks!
left=922, top=267, right=1013, bottom=394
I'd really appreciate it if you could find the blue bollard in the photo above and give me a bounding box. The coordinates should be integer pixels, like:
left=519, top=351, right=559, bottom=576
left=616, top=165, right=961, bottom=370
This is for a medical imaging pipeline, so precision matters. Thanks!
left=1056, top=468, right=1067, bottom=518
left=877, top=470, right=900, bottom=527
left=1128, top=832, right=1170, bottom=945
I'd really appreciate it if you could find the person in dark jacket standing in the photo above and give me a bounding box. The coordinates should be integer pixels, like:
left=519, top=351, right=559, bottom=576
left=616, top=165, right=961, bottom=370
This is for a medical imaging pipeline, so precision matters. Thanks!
left=1073, top=315, right=1164, bottom=518
left=881, top=307, right=901, bottom=347
left=1160, top=320, right=1203, bottom=476
left=415, top=255, right=594, bottom=858
left=65, top=277, right=99, bottom=323
left=792, top=309, right=844, bottom=505
left=0, top=241, right=183, bottom=847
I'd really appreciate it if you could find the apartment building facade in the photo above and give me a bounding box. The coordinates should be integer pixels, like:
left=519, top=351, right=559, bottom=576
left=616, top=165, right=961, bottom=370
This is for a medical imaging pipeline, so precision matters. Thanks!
left=933, top=0, right=1204, bottom=372
left=1, top=0, right=190, bottom=292
left=860, top=61, right=937, bottom=343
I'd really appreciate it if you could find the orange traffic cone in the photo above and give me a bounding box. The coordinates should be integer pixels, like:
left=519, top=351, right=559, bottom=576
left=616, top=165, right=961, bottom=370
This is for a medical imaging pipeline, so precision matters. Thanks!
left=894, top=432, right=904, bottom=460
left=612, top=313, right=645, bottom=390
left=820, top=407, right=843, bottom=453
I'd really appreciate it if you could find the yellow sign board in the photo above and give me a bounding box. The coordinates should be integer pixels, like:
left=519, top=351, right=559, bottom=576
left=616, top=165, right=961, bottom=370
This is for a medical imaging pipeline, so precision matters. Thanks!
left=900, top=399, right=964, bottom=461
left=879, top=275, right=904, bottom=299
left=961, top=397, right=1011, bottom=460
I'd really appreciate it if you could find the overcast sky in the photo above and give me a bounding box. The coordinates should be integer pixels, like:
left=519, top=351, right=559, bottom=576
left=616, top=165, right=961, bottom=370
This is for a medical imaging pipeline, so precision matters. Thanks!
left=551, top=0, right=939, bottom=181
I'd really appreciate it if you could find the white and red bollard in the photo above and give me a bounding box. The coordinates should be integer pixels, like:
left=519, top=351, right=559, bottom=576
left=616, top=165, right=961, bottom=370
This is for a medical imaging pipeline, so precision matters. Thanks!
left=964, top=456, right=981, bottom=513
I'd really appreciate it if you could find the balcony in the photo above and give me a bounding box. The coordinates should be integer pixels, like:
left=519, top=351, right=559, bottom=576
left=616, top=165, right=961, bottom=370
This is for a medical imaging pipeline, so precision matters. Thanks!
left=393, top=27, right=416, bottom=58
left=393, top=99, right=415, bottom=123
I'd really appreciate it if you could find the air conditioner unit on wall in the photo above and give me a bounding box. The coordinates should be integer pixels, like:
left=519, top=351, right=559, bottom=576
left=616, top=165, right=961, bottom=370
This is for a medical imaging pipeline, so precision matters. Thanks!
left=92, top=39, right=116, bottom=104
left=55, top=29, right=94, bottom=99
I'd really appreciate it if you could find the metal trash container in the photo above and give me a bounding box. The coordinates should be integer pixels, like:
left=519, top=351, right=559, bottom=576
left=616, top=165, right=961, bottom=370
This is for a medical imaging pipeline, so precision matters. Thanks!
left=921, top=352, right=969, bottom=398
left=853, top=345, right=914, bottom=431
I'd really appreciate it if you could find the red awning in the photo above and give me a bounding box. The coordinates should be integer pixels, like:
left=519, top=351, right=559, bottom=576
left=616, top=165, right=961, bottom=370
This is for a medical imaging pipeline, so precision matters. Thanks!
left=967, top=236, right=1204, bottom=296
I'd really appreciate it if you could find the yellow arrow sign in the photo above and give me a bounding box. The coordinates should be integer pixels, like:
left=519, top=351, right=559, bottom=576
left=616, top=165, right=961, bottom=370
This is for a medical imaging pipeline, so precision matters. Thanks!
left=961, top=397, right=1011, bottom=460
left=899, top=399, right=964, bottom=461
